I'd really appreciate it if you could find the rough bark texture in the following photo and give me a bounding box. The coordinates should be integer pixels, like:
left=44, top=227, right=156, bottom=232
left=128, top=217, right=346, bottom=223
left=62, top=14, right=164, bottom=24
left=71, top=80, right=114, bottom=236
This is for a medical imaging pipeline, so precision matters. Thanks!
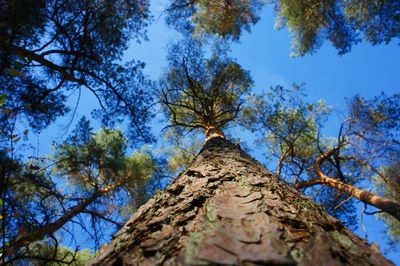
left=89, top=137, right=394, bottom=266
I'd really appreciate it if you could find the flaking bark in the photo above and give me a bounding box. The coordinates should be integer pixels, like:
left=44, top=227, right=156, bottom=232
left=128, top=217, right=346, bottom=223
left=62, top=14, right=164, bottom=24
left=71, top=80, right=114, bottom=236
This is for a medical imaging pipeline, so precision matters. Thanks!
left=89, top=137, right=394, bottom=266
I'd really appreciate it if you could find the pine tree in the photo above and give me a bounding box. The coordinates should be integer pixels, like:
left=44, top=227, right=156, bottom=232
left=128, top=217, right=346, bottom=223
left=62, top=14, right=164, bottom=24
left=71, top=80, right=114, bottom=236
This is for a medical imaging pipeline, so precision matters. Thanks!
left=1, top=118, right=157, bottom=263
left=89, top=41, right=395, bottom=266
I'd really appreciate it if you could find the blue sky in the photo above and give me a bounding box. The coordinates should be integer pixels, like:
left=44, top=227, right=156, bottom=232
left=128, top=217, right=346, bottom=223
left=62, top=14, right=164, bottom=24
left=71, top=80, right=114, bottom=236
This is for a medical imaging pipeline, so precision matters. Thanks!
left=32, top=1, right=399, bottom=263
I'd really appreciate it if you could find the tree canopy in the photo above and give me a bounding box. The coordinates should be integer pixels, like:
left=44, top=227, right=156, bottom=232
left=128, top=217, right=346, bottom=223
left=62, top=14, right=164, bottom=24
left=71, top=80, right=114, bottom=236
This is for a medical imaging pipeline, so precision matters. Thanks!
left=166, top=0, right=263, bottom=39
left=1, top=117, right=158, bottom=263
left=160, top=39, right=253, bottom=138
left=242, top=84, right=331, bottom=180
left=274, top=0, right=400, bottom=56
left=0, top=0, right=153, bottom=140
left=166, top=0, right=400, bottom=55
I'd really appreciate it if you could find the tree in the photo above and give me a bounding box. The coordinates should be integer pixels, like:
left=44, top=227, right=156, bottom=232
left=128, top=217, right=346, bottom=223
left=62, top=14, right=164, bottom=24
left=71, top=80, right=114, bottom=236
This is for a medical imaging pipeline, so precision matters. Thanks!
left=241, top=86, right=359, bottom=228
left=88, top=48, right=394, bottom=265
left=0, top=2, right=156, bottom=263
left=1, top=117, right=158, bottom=264
left=242, top=85, right=331, bottom=181
left=0, top=0, right=153, bottom=140
left=273, top=0, right=400, bottom=56
left=295, top=93, right=400, bottom=221
left=242, top=86, right=356, bottom=225
left=243, top=88, right=400, bottom=237
left=159, top=39, right=253, bottom=138
left=166, top=0, right=400, bottom=55
left=166, top=0, right=263, bottom=39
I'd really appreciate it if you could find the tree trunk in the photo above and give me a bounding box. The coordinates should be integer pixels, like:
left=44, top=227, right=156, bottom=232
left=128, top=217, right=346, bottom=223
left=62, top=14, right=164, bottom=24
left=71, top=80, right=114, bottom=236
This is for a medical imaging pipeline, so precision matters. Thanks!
left=89, top=137, right=394, bottom=266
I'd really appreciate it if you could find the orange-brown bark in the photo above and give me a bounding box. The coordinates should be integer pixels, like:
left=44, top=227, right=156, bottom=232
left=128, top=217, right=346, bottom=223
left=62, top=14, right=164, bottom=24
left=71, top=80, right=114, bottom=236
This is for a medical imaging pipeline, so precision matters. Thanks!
left=296, top=148, right=400, bottom=222
left=276, top=153, right=288, bottom=178
left=205, top=126, right=225, bottom=140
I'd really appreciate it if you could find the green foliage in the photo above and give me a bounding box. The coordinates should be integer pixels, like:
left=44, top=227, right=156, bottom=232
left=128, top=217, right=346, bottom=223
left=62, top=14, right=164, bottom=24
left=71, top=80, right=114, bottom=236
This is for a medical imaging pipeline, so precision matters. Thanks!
left=166, top=0, right=263, bottom=39
left=242, top=84, right=331, bottom=180
left=126, top=152, right=158, bottom=183
left=348, top=93, right=400, bottom=144
left=0, top=94, right=5, bottom=107
left=273, top=0, right=353, bottom=56
left=160, top=39, right=253, bottom=134
left=374, top=163, right=400, bottom=249
left=272, top=0, right=400, bottom=55
left=123, top=152, right=158, bottom=207
left=0, top=0, right=153, bottom=140
left=192, top=0, right=263, bottom=39
left=53, top=117, right=156, bottom=193
left=54, top=119, right=127, bottom=190
left=343, top=93, right=400, bottom=191
left=0, top=150, right=64, bottom=260
left=167, top=144, right=200, bottom=174
left=1, top=119, right=158, bottom=263
left=52, top=118, right=158, bottom=218
left=26, top=242, right=95, bottom=266
left=241, top=85, right=365, bottom=227
left=162, top=129, right=203, bottom=174
left=167, top=0, right=400, bottom=55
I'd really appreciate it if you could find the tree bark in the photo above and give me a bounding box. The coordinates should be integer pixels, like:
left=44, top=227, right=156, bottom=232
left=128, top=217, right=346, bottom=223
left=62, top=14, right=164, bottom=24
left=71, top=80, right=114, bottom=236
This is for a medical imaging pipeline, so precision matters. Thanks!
left=296, top=175, right=400, bottom=222
left=205, top=126, right=225, bottom=140
left=295, top=148, right=400, bottom=222
left=89, top=137, right=394, bottom=265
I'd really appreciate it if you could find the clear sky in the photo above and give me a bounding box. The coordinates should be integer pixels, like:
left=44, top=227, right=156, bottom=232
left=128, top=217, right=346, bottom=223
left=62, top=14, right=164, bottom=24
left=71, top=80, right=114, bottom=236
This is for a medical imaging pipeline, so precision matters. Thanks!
left=32, top=0, right=399, bottom=263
